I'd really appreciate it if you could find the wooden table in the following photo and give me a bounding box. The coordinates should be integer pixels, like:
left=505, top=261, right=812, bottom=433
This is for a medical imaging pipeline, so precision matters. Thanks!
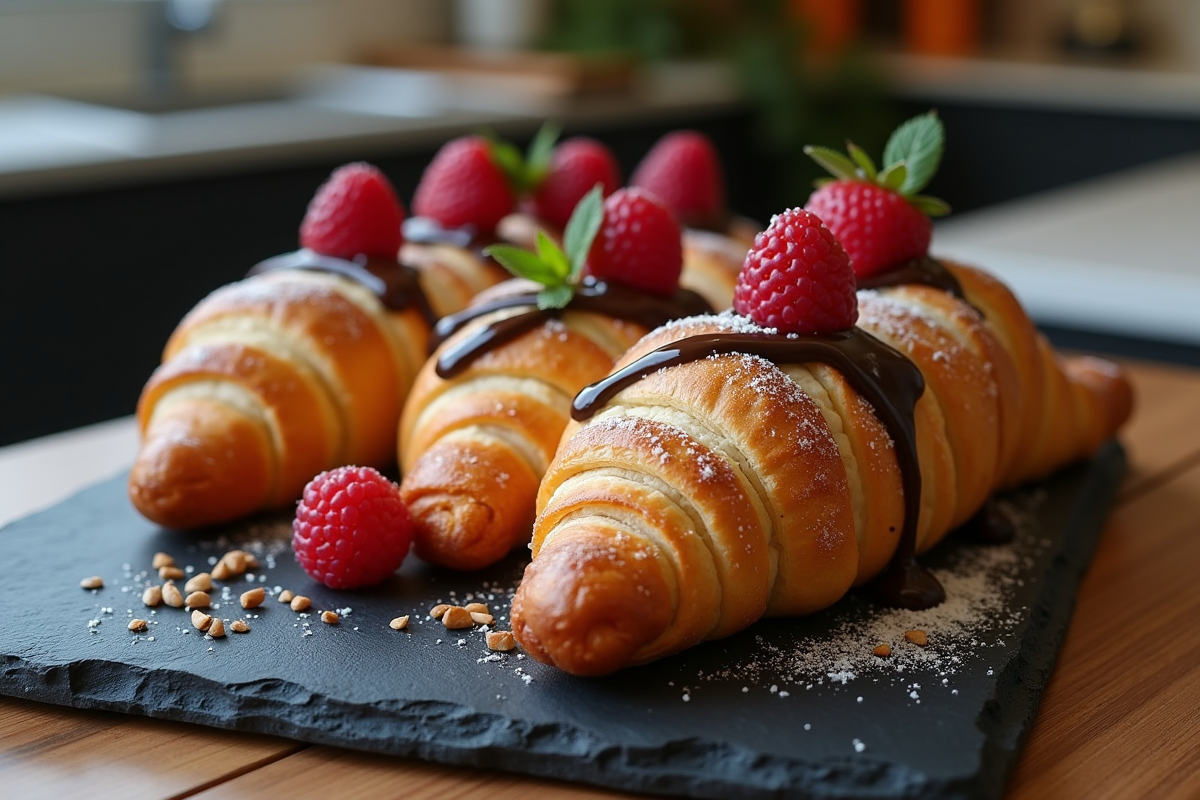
left=3, top=356, right=1199, bottom=799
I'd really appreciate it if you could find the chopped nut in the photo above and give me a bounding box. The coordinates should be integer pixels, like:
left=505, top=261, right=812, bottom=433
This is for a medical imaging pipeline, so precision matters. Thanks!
left=128, top=619, right=148, bottom=632
left=464, top=602, right=489, bottom=614
left=441, top=606, right=473, bottom=629
left=184, top=573, right=212, bottom=594
left=873, top=644, right=892, bottom=658
left=278, top=589, right=295, bottom=604
left=158, top=565, right=185, bottom=580
left=221, top=550, right=247, bottom=575
left=161, top=583, right=184, bottom=608
left=430, top=603, right=451, bottom=619
left=290, top=595, right=311, bottom=612
left=389, top=616, right=409, bottom=631
left=904, top=629, right=928, bottom=647
left=486, top=631, right=516, bottom=652
left=469, top=611, right=495, bottom=626
left=243, top=553, right=260, bottom=570
left=80, top=576, right=104, bottom=590
left=210, top=560, right=233, bottom=581
left=208, top=618, right=226, bottom=638
left=185, top=591, right=211, bottom=609
left=191, top=610, right=213, bottom=631
left=142, top=586, right=162, bottom=607
left=239, top=587, right=265, bottom=609
left=230, top=619, right=250, bottom=633
left=151, top=552, right=175, bottom=569
left=320, top=610, right=339, bottom=625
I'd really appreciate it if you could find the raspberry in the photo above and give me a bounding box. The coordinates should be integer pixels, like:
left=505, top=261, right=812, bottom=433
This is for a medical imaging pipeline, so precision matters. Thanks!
left=805, top=180, right=931, bottom=279
left=532, top=137, right=621, bottom=230
left=299, top=162, right=406, bottom=261
left=411, top=136, right=516, bottom=234
left=585, top=187, right=683, bottom=297
left=629, top=130, right=726, bottom=230
left=292, top=466, right=413, bottom=589
left=733, top=208, right=858, bottom=334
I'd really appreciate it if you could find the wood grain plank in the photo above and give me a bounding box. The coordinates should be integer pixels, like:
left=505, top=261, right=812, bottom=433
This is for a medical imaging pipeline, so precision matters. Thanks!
left=190, top=745, right=631, bottom=800
left=0, top=697, right=303, bottom=800
left=1006, top=461, right=1200, bottom=799
left=1109, top=358, right=1200, bottom=498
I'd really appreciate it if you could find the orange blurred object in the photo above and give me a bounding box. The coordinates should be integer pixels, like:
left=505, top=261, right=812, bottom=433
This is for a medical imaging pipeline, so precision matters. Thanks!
left=902, top=0, right=981, bottom=57
left=791, top=0, right=862, bottom=55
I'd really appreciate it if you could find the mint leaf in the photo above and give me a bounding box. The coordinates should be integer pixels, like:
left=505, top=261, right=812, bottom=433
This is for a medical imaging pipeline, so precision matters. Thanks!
left=804, top=146, right=860, bottom=181
left=535, top=231, right=571, bottom=282
left=537, top=284, right=574, bottom=310
left=846, top=142, right=877, bottom=181
left=484, top=133, right=529, bottom=192
left=562, top=184, right=605, bottom=278
left=484, top=244, right=566, bottom=285
left=526, top=120, right=562, bottom=188
left=883, top=111, right=944, bottom=196
left=878, top=162, right=908, bottom=192
left=910, top=194, right=952, bottom=217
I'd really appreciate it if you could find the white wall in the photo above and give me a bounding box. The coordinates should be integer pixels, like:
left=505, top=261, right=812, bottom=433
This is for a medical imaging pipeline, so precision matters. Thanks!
left=0, top=0, right=451, bottom=98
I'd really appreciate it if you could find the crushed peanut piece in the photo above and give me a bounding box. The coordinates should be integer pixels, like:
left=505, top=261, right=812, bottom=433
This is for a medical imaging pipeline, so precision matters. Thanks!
left=464, top=602, right=489, bottom=614
left=142, top=585, right=162, bottom=607
left=210, top=560, right=233, bottom=581
left=158, top=565, right=185, bottom=580
left=904, top=629, right=928, bottom=647
left=430, top=603, right=451, bottom=619
left=320, top=611, right=339, bottom=625
left=191, top=610, right=213, bottom=631
left=221, top=550, right=247, bottom=575
left=278, top=589, right=295, bottom=604
left=80, top=576, right=103, bottom=590
left=873, top=644, right=892, bottom=658
left=184, top=591, right=211, bottom=609
left=151, top=552, right=175, bottom=569
left=128, top=619, right=148, bottom=632
left=240, top=587, right=265, bottom=609
left=162, top=583, right=184, bottom=608
left=230, top=619, right=250, bottom=633
left=184, top=573, right=212, bottom=594
left=243, top=553, right=260, bottom=570
left=469, top=611, right=494, bottom=626
left=486, top=631, right=516, bottom=652
left=441, top=606, right=473, bottom=629
left=208, top=618, right=226, bottom=638
left=290, top=595, right=312, bottom=612
left=389, top=616, right=409, bottom=631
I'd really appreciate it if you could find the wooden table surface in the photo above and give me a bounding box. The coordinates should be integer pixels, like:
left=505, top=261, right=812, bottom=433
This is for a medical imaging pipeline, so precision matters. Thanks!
left=3, top=356, right=1199, bottom=800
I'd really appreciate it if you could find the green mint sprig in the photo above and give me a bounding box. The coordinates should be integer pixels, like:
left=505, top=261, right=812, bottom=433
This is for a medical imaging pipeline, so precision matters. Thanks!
left=483, top=120, right=563, bottom=197
left=804, top=110, right=951, bottom=218
left=483, top=184, right=604, bottom=310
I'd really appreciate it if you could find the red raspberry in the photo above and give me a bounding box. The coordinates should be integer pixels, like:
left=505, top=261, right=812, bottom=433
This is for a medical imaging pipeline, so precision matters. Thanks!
left=629, top=130, right=726, bottom=230
left=805, top=180, right=932, bottom=279
left=299, top=162, right=405, bottom=261
left=292, top=466, right=413, bottom=589
left=733, top=208, right=858, bottom=334
left=585, top=187, right=683, bottom=297
left=411, top=136, right=516, bottom=234
left=532, top=137, right=621, bottom=230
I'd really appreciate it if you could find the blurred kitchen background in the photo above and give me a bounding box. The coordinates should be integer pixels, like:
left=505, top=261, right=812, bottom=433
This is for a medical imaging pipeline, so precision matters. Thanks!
left=2, top=0, right=1199, bottom=447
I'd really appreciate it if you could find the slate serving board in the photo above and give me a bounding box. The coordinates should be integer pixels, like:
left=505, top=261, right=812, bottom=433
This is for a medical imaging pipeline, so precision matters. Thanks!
left=0, top=441, right=1126, bottom=800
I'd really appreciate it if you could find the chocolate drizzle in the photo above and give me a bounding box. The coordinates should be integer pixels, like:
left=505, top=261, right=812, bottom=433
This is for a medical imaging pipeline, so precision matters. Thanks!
left=432, top=277, right=712, bottom=379
left=857, top=255, right=967, bottom=303
left=572, top=327, right=947, bottom=610
left=248, top=249, right=437, bottom=325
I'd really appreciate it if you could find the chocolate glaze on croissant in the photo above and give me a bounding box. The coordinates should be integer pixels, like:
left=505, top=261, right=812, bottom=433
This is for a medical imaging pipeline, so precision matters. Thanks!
left=128, top=245, right=506, bottom=530
left=510, top=258, right=1133, bottom=675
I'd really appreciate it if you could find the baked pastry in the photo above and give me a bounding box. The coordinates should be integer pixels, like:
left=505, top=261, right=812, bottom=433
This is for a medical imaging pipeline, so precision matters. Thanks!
left=129, top=163, right=506, bottom=530
left=398, top=187, right=711, bottom=570
left=509, top=206, right=1132, bottom=676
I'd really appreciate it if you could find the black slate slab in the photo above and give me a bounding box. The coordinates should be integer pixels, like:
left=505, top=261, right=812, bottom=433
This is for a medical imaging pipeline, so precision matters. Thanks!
left=0, top=442, right=1126, bottom=800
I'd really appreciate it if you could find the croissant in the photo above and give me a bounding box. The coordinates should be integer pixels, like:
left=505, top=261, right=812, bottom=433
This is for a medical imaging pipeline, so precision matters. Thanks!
left=397, top=277, right=711, bottom=570
left=509, top=257, right=1133, bottom=676
left=128, top=244, right=506, bottom=530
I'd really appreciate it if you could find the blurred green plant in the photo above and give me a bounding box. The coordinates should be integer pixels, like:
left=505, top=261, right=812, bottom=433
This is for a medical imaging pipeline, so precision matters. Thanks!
left=540, top=0, right=904, bottom=210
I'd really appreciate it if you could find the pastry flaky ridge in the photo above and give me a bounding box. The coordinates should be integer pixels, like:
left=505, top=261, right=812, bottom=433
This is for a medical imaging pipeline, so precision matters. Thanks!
left=128, top=243, right=506, bottom=530
left=509, top=259, right=1134, bottom=676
